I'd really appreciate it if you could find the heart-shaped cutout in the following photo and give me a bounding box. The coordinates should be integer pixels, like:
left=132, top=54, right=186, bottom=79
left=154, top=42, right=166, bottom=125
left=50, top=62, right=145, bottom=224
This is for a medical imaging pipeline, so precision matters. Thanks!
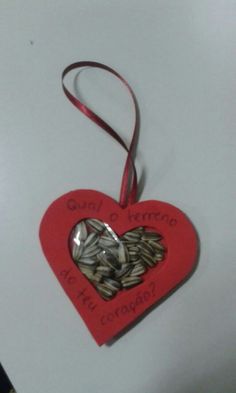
left=70, top=220, right=167, bottom=300
left=39, top=190, right=198, bottom=345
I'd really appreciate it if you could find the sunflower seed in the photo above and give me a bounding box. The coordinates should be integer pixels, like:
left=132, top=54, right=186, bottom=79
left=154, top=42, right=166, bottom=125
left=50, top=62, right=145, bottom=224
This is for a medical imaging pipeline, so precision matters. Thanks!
left=139, top=241, right=155, bottom=255
left=97, top=251, right=120, bottom=269
left=82, top=244, right=101, bottom=258
left=96, top=251, right=107, bottom=264
left=149, top=240, right=165, bottom=251
left=96, top=265, right=114, bottom=277
left=129, top=255, right=140, bottom=262
left=73, top=222, right=88, bottom=243
left=118, top=243, right=129, bottom=263
left=126, top=246, right=139, bottom=253
left=131, top=264, right=146, bottom=276
left=84, top=232, right=99, bottom=248
left=155, top=253, right=164, bottom=261
left=78, top=257, right=97, bottom=266
left=79, top=269, right=94, bottom=280
left=96, top=283, right=115, bottom=300
left=103, top=223, right=120, bottom=242
left=141, top=248, right=155, bottom=260
left=132, top=227, right=144, bottom=233
left=79, top=265, right=96, bottom=275
left=122, top=231, right=141, bottom=241
left=141, top=253, right=156, bottom=267
left=115, top=264, right=133, bottom=279
left=99, top=236, right=118, bottom=248
left=141, top=232, right=162, bottom=241
left=121, top=240, right=137, bottom=245
left=121, top=276, right=142, bottom=288
left=86, top=218, right=105, bottom=233
left=131, top=258, right=143, bottom=265
left=91, top=272, right=103, bottom=283
left=72, top=241, right=84, bottom=261
left=128, top=250, right=139, bottom=256
left=103, top=278, right=121, bottom=291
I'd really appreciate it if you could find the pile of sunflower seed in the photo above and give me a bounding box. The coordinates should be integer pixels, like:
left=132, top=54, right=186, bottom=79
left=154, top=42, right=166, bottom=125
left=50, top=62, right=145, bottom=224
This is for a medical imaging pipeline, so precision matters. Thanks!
left=70, top=218, right=166, bottom=300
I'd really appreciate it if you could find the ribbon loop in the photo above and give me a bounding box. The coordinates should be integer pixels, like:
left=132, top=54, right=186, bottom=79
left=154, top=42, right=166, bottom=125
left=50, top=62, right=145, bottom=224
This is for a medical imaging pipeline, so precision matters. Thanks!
left=62, top=61, right=139, bottom=208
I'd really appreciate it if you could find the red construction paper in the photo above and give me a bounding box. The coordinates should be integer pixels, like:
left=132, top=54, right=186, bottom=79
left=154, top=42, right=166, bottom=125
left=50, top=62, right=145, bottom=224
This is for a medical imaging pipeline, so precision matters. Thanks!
left=39, top=190, right=198, bottom=345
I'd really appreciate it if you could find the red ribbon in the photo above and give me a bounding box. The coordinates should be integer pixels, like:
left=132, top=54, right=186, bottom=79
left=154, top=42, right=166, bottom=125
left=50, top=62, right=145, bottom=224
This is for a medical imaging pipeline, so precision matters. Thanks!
left=62, top=61, right=138, bottom=208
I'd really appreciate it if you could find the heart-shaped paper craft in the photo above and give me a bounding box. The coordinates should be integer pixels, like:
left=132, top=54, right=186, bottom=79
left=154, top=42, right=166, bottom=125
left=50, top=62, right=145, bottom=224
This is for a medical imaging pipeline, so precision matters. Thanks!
left=39, top=189, right=198, bottom=345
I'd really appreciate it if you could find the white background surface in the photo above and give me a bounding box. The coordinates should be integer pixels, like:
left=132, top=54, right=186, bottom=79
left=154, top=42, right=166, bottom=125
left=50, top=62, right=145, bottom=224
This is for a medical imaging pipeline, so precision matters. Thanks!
left=0, top=1, right=235, bottom=392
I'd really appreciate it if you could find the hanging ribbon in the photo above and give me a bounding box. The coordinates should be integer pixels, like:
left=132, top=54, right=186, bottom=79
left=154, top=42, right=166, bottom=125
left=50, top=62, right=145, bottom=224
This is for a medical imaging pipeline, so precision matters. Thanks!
left=62, top=61, right=139, bottom=208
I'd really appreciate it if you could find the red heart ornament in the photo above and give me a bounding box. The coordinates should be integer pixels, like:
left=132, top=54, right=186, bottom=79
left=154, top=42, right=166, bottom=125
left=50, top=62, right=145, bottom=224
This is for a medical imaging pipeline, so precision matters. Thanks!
left=39, top=189, right=198, bottom=345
